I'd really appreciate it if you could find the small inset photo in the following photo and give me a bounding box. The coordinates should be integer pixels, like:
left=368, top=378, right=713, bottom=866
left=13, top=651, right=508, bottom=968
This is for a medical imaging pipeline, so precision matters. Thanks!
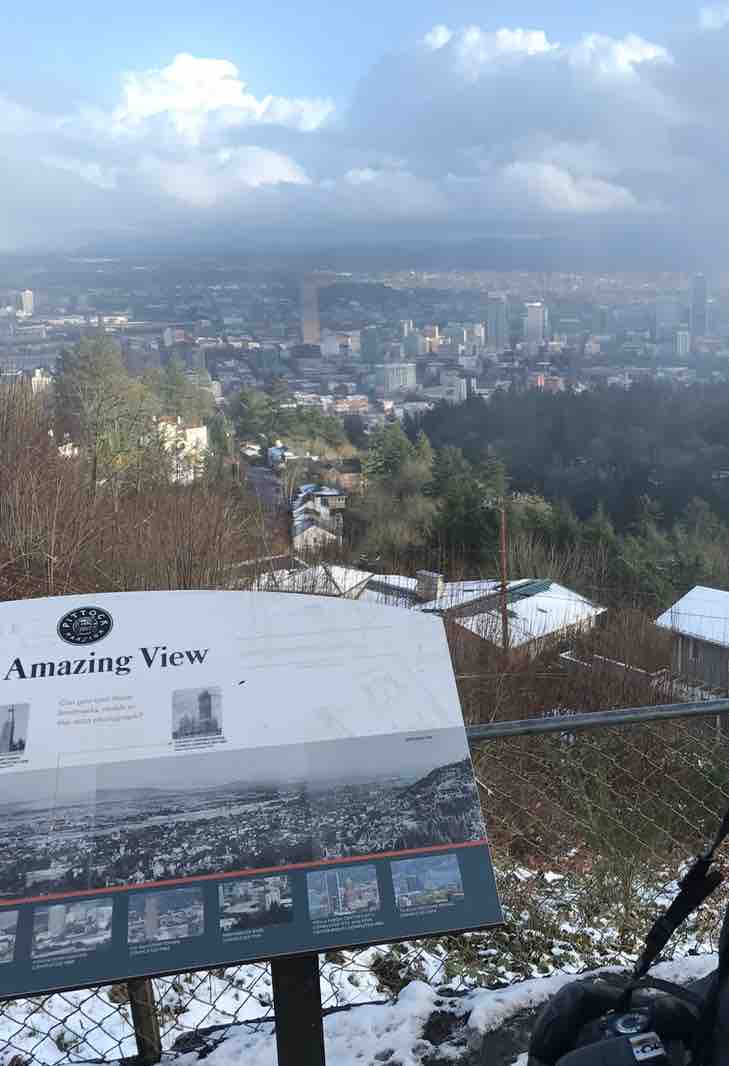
left=31, top=899, right=113, bottom=959
left=172, top=688, right=223, bottom=741
left=128, top=886, right=205, bottom=946
left=0, top=704, right=29, bottom=755
left=0, top=910, right=18, bottom=964
left=391, top=853, right=464, bottom=911
left=307, top=865, right=380, bottom=920
left=219, top=875, right=293, bottom=932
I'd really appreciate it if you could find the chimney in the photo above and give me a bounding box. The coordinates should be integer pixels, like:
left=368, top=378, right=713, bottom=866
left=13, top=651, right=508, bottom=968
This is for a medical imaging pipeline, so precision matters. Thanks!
left=416, top=570, right=445, bottom=603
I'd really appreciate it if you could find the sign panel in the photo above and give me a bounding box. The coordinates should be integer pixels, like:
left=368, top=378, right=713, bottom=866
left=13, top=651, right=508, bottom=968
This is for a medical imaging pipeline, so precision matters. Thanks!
left=0, top=591, right=501, bottom=997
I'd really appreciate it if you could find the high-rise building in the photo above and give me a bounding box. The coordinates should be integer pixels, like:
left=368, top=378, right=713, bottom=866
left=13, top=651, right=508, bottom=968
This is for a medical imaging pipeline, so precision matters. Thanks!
left=300, top=278, right=320, bottom=345
left=0, top=707, right=14, bottom=754
left=486, top=294, right=508, bottom=352
left=404, top=331, right=426, bottom=358
left=144, top=896, right=160, bottom=940
left=691, top=274, right=708, bottom=339
left=400, top=320, right=414, bottom=339
left=674, top=328, right=691, bottom=358
left=360, top=325, right=381, bottom=364
left=197, top=689, right=212, bottom=725
left=48, top=906, right=66, bottom=938
left=19, top=290, right=34, bottom=316
left=375, top=363, right=416, bottom=395
left=525, top=302, right=548, bottom=346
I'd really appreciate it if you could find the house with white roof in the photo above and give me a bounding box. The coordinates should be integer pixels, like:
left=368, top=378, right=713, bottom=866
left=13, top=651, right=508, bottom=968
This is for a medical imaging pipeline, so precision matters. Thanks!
left=450, top=579, right=605, bottom=658
left=251, top=564, right=604, bottom=657
left=656, top=586, right=729, bottom=691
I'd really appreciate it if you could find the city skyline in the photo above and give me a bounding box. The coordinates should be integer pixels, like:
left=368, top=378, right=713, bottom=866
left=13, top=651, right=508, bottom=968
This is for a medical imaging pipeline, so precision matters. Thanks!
left=0, top=735, right=484, bottom=900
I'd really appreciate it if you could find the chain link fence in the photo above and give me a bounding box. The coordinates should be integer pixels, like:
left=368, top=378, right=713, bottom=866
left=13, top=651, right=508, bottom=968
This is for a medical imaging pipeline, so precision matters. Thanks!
left=2, top=705, right=728, bottom=1066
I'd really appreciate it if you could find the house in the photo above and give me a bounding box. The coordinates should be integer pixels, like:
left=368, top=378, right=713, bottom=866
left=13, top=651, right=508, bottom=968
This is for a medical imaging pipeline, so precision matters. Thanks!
left=255, top=564, right=372, bottom=598
left=291, top=514, right=341, bottom=552
left=656, top=586, right=729, bottom=690
left=252, top=565, right=604, bottom=658
left=451, top=579, right=605, bottom=657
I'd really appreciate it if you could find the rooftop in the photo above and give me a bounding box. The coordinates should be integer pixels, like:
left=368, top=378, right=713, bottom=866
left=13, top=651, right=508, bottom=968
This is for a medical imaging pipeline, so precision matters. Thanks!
left=656, top=586, right=729, bottom=648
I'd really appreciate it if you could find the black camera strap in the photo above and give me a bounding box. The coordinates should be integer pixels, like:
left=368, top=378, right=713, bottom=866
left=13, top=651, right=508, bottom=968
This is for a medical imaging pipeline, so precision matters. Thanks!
left=627, top=801, right=729, bottom=995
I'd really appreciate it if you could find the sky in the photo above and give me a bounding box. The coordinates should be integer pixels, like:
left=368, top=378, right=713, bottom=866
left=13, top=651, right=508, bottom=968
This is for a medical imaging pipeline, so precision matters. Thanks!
left=3, top=1, right=729, bottom=258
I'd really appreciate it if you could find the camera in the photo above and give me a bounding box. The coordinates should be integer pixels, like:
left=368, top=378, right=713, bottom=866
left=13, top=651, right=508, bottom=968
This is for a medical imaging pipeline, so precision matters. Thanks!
left=557, top=1004, right=691, bottom=1066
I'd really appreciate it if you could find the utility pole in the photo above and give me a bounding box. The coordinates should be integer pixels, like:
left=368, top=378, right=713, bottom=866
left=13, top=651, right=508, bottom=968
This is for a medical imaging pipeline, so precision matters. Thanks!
left=499, top=504, right=509, bottom=667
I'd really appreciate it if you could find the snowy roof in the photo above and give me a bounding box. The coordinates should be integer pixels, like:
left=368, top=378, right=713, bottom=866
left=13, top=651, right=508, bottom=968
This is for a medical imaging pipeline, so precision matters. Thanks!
left=418, top=579, right=531, bottom=613
left=656, top=586, right=729, bottom=647
left=254, top=564, right=373, bottom=598
left=454, top=581, right=605, bottom=648
left=359, top=577, right=417, bottom=609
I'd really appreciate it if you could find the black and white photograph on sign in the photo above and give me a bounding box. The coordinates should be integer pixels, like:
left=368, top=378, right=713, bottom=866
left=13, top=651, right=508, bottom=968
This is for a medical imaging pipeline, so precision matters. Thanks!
left=307, top=865, right=380, bottom=920
left=0, top=727, right=485, bottom=902
left=0, top=911, right=18, bottom=964
left=391, top=854, right=465, bottom=911
left=219, top=875, right=293, bottom=932
left=128, top=886, right=205, bottom=946
left=0, top=704, right=29, bottom=755
left=31, top=899, right=113, bottom=959
left=172, top=687, right=223, bottom=741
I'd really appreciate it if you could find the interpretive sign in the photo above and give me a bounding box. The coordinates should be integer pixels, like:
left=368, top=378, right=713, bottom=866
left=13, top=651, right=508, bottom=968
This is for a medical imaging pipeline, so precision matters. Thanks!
left=0, top=590, right=501, bottom=998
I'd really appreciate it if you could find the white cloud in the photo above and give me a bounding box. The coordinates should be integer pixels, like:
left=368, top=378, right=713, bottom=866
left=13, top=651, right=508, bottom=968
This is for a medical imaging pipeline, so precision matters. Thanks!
left=567, top=32, right=670, bottom=75
left=502, top=161, right=638, bottom=213
left=137, top=147, right=309, bottom=208
left=453, top=26, right=557, bottom=79
left=422, top=24, right=453, bottom=50
left=2, top=22, right=729, bottom=252
left=114, top=52, right=334, bottom=144
left=699, top=4, right=729, bottom=29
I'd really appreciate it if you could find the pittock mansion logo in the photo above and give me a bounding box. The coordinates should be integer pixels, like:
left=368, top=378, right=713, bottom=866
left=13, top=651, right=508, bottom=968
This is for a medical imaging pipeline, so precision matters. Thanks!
left=57, top=607, right=113, bottom=646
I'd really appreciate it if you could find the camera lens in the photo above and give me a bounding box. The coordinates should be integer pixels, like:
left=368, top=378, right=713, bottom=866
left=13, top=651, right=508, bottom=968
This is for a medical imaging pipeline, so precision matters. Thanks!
left=614, top=1012, right=649, bottom=1035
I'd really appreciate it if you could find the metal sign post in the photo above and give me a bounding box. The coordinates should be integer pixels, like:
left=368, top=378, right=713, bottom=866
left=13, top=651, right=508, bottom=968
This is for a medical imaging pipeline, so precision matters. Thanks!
left=271, top=954, right=326, bottom=1066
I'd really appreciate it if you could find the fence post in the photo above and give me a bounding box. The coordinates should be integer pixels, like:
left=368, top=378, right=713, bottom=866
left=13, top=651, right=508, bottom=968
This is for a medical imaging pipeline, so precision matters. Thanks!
left=127, top=978, right=162, bottom=1065
left=271, top=954, right=326, bottom=1066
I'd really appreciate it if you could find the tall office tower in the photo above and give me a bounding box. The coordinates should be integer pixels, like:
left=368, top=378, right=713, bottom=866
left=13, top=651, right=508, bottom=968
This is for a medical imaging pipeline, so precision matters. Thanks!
left=48, top=906, right=66, bottom=938
left=300, top=277, right=320, bottom=345
left=19, top=289, right=34, bottom=315
left=400, top=319, right=414, bottom=338
left=691, top=273, right=708, bottom=338
left=525, top=301, right=548, bottom=345
left=486, top=293, right=508, bottom=351
left=360, top=325, right=381, bottom=363
left=674, top=328, right=691, bottom=358
left=144, top=896, right=160, bottom=939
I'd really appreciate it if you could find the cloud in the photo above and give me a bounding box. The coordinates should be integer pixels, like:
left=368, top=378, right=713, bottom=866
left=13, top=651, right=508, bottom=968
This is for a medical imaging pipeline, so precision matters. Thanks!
left=422, top=25, right=453, bottom=50
left=114, top=53, right=334, bottom=144
left=0, top=23, right=728, bottom=257
left=502, top=161, right=638, bottom=214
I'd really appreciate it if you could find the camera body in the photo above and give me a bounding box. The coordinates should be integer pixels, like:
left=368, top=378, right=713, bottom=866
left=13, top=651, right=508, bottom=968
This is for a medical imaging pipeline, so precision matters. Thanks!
left=557, top=1007, right=683, bottom=1066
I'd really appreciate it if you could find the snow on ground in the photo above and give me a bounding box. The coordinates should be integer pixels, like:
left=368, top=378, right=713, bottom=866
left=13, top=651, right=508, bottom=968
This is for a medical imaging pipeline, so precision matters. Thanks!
left=1, top=954, right=719, bottom=1066
left=1, top=858, right=724, bottom=1066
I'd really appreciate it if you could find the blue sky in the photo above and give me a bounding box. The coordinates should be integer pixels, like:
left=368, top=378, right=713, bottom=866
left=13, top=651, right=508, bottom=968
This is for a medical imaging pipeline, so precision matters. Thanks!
left=3, top=1, right=729, bottom=254
left=2, top=0, right=696, bottom=107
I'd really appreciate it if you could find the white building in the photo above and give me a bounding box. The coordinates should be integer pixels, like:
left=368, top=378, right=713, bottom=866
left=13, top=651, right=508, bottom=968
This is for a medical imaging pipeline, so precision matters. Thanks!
left=375, top=363, right=416, bottom=396
left=525, top=302, right=548, bottom=346
left=157, top=417, right=208, bottom=483
left=19, top=290, right=34, bottom=316
left=674, top=329, right=691, bottom=358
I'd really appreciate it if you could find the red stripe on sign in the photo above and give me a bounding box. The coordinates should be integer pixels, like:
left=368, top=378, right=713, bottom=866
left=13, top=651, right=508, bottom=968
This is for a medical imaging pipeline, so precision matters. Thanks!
left=0, top=838, right=490, bottom=907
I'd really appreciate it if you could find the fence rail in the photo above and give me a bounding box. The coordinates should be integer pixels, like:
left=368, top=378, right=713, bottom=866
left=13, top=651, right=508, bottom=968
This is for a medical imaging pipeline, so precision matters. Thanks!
left=3, top=700, right=729, bottom=1066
